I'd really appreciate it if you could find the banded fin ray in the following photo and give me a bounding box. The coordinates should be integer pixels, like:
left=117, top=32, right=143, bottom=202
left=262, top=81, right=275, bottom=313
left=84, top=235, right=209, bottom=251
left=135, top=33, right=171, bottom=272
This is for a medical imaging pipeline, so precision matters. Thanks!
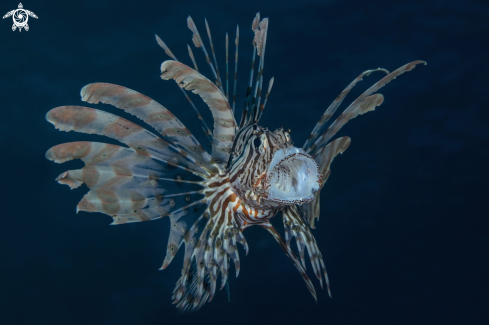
left=171, top=185, right=248, bottom=312
left=257, top=76, right=274, bottom=122
left=46, top=106, right=210, bottom=176
left=155, top=34, right=214, bottom=150
left=248, top=17, right=269, bottom=125
left=46, top=142, right=204, bottom=190
left=161, top=60, right=236, bottom=169
left=262, top=223, right=317, bottom=301
left=239, top=13, right=260, bottom=128
left=282, top=205, right=331, bottom=296
left=173, top=258, right=212, bottom=312
left=80, top=83, right=217, bottom=174
left=303, top=68, right=389, bottom=151
left=163, top=202, right=209, bottom=272
left=46, top=141, right=205, bottom=225
left=308, top=60, right=427, bottom=156
left=187, top=16, right=224, bottom=92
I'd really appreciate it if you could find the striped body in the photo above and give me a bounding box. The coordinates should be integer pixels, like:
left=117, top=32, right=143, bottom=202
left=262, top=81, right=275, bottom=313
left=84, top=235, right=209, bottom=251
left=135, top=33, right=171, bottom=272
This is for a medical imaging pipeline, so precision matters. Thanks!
left=205, top=174, right=277, bottom=227
left=45, top=12, right=425, bottom=312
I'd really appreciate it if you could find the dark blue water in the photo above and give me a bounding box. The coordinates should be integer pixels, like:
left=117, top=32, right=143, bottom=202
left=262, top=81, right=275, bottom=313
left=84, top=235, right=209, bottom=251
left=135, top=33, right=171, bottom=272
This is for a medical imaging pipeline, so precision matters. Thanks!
left=1, top=0, right=488, bottom=324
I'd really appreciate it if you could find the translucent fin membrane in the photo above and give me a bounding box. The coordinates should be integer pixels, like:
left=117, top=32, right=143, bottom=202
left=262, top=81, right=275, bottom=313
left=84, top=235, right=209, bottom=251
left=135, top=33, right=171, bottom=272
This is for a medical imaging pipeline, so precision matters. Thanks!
left=155, top=34, right=214, bottom=151
left=45, top=141, right=205, bottom=224
left=46, top=105, right=213, bottom=176
left=160, top=60, right=236, bottom=170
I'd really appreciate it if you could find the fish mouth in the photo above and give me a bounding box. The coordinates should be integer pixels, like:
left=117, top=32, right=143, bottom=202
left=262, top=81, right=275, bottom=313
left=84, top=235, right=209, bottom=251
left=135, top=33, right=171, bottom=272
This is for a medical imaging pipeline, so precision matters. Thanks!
left=265, top=147, right=320, bottom=204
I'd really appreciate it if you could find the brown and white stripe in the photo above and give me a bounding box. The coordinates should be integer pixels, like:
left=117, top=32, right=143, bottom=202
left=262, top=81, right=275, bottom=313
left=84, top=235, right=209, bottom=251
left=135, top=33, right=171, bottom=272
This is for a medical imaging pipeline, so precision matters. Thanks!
left=161, top=60, right=236, bottom=169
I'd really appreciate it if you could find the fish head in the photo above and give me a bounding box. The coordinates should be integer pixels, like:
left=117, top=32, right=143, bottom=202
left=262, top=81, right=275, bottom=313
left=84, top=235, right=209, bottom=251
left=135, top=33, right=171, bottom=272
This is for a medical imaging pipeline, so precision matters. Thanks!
left=229, top=125, right=321, bottom=208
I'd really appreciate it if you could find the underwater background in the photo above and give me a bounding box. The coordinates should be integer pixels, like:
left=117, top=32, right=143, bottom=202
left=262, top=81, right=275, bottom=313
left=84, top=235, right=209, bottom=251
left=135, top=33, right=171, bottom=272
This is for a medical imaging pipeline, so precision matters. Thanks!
left=1, top=0, right=488, bottom=324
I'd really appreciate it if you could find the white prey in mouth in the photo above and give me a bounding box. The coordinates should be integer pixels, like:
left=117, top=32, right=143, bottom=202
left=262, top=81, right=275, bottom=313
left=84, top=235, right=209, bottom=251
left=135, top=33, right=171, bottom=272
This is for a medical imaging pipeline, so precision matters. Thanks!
left=266, top=147, right=321, bottom=204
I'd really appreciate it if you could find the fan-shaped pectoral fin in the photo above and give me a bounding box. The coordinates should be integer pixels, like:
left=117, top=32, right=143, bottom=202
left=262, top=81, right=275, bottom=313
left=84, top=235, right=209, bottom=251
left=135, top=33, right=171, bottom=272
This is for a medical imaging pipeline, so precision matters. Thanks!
left=46, top=141, right=206, bottom=224
left=160, top=60, right=236, bottom=169
left=45, top=106, right=210, bottom=177
left=79, top=83, right=217, bottom=175
left=261, top=222, right=318, bottom=301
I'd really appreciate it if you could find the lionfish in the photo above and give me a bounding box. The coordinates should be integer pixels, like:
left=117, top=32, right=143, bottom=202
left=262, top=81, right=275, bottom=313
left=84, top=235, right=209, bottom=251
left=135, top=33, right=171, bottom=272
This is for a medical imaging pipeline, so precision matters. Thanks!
left=45, top=13, right=425, bottom=311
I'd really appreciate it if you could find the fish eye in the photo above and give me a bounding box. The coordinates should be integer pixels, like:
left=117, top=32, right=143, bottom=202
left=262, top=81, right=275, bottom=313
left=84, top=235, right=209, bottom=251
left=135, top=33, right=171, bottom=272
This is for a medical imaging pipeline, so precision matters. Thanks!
left=253, top=137, right=261, bottom=148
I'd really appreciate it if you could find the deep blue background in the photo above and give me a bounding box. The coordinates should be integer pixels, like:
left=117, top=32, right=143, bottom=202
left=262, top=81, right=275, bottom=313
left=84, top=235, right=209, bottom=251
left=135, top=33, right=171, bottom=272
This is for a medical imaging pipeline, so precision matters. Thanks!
left=1, top=0, right=488, bottom=324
